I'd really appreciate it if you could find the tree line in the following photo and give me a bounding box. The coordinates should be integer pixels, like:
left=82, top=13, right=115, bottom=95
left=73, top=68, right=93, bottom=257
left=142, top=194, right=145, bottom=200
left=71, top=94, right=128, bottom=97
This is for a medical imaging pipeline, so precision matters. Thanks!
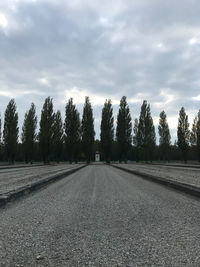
left=0, top=96, right=199, bottom=164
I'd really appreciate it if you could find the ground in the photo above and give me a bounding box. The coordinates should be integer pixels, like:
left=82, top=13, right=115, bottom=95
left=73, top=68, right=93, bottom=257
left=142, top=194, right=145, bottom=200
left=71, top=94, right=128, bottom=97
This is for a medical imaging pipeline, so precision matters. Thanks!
left=0, top=165, right=200, bottom=266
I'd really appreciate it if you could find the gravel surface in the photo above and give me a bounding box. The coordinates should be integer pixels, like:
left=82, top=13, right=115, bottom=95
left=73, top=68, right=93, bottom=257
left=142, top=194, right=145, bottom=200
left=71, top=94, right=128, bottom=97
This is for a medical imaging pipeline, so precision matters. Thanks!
left=114, top=163, right=200, bottom=187
left=0, top=164, right=83, bottom=195
left=1, top=165, right=200, bottom=266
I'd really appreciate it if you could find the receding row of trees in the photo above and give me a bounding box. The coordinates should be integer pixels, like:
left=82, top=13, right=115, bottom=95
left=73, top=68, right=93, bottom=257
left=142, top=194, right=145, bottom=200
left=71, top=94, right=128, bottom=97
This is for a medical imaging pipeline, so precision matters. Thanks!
left=0, top=97, right=95, bottom=164
left=0, top=96, right=199, bottom=164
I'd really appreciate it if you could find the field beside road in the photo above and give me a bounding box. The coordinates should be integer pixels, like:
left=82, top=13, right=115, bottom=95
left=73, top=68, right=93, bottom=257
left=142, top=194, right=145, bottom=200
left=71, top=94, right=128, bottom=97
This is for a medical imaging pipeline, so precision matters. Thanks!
left=113, top=163, right=200, bottom=187
left=0, top=163, right=84, bottom=195
left=1, top=165, right=200, bottom=266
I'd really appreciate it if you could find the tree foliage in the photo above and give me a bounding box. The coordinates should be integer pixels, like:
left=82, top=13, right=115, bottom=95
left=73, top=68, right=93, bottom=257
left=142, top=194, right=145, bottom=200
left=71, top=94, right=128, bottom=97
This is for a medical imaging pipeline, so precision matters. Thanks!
left=64, top=98, right=81, bottom=163
left=133, top=118, right=139, bottom=162
left=2, top=96, right=200, bottom=163
left=39, top=97, right=54, bottom=163
left=3, top=99, right=19, bottom=163
left=0, top=113, right=1, bottom=144
left=190, top=116, right=197, bottom=146
left=177, top=107, right=190, bottom=163
left=53, top=110, right=64, bottom=163
left=197, top=111, right=200, bottom=162
left=21, top=103, right=37, bottom=163
left=116, top=96, right=132, bottom=163
left=100, top=99, right=114, bottom=163
left=158, top=110, right=171, bottom=161
left=137, top=100, right=156, bottom=161
left=81, top=97, right=95, bottom=163
left=190, top=110, right=200, bottom=161
left=0, top=113, right=1, bottom=156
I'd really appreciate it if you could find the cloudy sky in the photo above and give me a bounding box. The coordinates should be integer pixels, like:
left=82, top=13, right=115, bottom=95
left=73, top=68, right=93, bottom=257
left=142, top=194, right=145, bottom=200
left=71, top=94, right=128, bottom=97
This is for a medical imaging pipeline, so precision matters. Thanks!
left=0, top=0, right=200, bottom=141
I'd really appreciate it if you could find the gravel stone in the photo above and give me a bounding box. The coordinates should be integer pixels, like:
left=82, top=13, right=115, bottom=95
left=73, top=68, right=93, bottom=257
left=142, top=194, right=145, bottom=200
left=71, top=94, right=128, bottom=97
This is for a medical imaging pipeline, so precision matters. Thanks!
left=0, top=165, right=200, bottom=266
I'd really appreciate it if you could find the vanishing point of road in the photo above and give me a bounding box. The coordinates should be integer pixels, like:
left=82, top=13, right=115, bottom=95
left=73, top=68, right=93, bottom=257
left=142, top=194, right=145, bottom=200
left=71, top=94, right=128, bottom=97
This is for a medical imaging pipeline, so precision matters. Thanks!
left=0, top=165, right=200, bottom=266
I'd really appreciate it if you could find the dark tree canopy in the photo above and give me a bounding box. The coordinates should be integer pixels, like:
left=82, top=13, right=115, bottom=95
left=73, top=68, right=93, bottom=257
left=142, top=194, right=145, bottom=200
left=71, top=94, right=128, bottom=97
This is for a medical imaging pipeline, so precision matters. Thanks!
left=133, top=118, right=139, bottom=147
left=100, top=99, right=114, bottom=163
left=0, top=113, right=1, bottom=153
left=137, top=100, right=156, bottom=161
left=116, top=96, right=132, bottom=163
left=190, top=110, right=200, bottom=161
left=53, top=110, right=64, bottom=163
left=177, top=107, right=190, bottom=163
left=0, top=113, right=1, bottom=144
left=21, top=103, right=37, bottom=163
left=3, top=99, right=19, bottom=163
left=2, top=96, right=200, bottom=163
left=81, top=96, right=95, bottom=163
left=39, top=97, right=54, bottom=163
left=190, top=115, right=197, bottom=146
left=158, top=110, right=171, bottom=161
left=133, top=118, right=139, bottom=162
left=196, top=111, right=200, bottom=162
left=64, top=98, right=81, bottom=163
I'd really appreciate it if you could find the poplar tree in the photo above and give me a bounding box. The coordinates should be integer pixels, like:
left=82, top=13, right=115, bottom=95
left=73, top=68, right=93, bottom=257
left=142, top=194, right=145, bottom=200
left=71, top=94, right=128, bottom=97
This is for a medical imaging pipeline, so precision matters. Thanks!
left=190, top=116, right=197, bottom=146
left=53, top=110, right=64, bottom=163
left=64, top=98, right=81, bottom=163
left=100, top=99, right=114, bottom=163
left=197, top=111, right=200, bottom=162
left=0, top=113, right=1, bottom=153
left=116, top=96, right=132, bottom=163
left=191, top=110, right=200, bottom=161
left=0, top=113, right=1, bottom=144
left=21, top=103, right=37, bottom=163
left=3, top=99, right=19, bottom=163
left=133, top=118, right=139, bottom=162
left=81, top=96, right=95, bottom=163
left=158, top=110, right=171, bottom=161
left=177, top=107, right=190, bottom=163
left=39, top=97, right=54, bottom=163
left=0, top=113, right=3, bottom=160
left=137, top=100, right=156, bottom=161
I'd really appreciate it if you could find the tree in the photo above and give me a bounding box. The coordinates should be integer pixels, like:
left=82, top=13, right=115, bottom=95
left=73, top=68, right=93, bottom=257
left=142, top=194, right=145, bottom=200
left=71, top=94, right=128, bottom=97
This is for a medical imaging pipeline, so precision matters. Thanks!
left=190, top=116, right=197, bottom=146
left=196, top=111, right=200, bottom=162
left=81, top=96, right=95, bottom=163
left=100, top=99, right=114, bottom=163
left=0, top=113, right=1, bottom=144
left=52, top=110, right=64, bottom=163
left=116, top=96, right=132, bottom=163
left=133, top=118, right=139, bottom=162
left=3, top=99, right=19, bottom=163
left=0, top=113, right=4, bottom=161
left=177, top=107, right=190, bottom=163
left=39, top=97, right=54, bottom=163
left=137, top=100, right=156, bottom=161
left=190, top=115, right=198, bottom=160
left=21, top=103, right=37, bottom=163
left=191, top=110, right=200, bottom=162
left=0, top=113, right=1, bottom=158
left=158, top=110, right=171, bottom=161
left=64, top=98, right=81, bottom=163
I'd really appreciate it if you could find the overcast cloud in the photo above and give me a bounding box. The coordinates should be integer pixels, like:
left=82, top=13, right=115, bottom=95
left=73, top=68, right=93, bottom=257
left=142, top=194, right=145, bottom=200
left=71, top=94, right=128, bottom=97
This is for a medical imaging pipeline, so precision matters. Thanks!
left=0, top=0, right=200, bottom=141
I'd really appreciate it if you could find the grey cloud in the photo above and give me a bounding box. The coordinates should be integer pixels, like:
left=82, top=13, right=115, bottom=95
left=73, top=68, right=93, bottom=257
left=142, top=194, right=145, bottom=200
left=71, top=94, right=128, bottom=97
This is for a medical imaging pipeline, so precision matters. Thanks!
left=0, top=0, right=200, bottom=140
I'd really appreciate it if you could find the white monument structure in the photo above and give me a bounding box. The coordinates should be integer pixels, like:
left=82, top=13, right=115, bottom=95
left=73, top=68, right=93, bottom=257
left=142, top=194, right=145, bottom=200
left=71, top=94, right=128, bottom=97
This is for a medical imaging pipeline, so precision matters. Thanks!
left=95, top=151, right=100, bottom=162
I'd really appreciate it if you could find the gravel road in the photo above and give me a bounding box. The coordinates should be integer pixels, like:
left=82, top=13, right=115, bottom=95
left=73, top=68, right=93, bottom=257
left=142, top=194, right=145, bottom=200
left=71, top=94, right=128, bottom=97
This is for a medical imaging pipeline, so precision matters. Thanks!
left=1, top=165, right=200, bottom=266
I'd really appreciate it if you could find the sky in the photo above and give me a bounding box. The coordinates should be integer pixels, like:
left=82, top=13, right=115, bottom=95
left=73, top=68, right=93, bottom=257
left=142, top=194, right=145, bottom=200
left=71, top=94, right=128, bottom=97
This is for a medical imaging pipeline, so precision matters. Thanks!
left=0, top=0, right=200, bottom=142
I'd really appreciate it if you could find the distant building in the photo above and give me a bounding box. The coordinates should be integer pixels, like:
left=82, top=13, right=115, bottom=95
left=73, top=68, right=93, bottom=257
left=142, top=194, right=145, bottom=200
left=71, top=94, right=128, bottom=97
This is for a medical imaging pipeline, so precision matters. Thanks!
left=95, top=151, right=100, bottom=162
